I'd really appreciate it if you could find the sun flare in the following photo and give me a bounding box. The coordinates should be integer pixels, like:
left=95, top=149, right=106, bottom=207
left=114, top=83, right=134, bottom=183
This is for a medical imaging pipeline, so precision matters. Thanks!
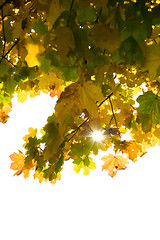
left=91, top=130, right=104, bottom=142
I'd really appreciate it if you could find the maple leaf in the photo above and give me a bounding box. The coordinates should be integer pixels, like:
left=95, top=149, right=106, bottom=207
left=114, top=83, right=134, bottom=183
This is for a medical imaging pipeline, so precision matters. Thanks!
left=4, top=0, right=160, bottom=184
left=137, top=91, right=160, bottom=125
left=10, top=151, right=35, bottom=178
left=101, top=154, right=129, bottom=177
left=123, top=141, right=142, bottom=162
left=0, top=103, right=12, bottom=123
left=10, top=151, right=25, bottom=176
left=80, top=81, right=104, bottom=118
left=143, top=44, right=160, bottom=77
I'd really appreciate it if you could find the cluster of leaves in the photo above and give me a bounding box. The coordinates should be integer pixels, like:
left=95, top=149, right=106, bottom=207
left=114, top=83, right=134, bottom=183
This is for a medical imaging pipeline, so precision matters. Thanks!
left=1, top=0, right=160, bottom=183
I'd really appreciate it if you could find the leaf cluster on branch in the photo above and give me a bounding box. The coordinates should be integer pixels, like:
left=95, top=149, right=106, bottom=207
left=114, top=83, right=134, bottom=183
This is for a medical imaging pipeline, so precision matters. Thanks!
left=1, top=0, right=160, bottom=183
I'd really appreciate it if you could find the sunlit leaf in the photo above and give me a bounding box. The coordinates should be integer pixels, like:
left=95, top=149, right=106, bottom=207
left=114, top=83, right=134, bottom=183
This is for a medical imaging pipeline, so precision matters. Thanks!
left=102, top=154, right=129, bottom=177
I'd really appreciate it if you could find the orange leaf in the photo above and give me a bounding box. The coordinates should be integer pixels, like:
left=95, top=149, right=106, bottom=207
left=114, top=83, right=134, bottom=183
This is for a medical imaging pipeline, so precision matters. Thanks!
left=101, top=154, right=129, bottom=177
left=10, top=151, right=25, bottom=176
left=10, top=151, right=34, bottom=178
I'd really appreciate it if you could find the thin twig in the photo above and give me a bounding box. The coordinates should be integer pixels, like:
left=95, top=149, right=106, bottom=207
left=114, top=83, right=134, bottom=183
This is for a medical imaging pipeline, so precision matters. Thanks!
left=67, top=118, right=89, bottom=140
left=67, top=0, right=75, bottom=27
left=109, top=97, right=118, bottom=128
left=5, top=58, right=16, bottom=67
left=98, top=92, right=113, bottom=107
left=0, top=38, right=19, bottom=64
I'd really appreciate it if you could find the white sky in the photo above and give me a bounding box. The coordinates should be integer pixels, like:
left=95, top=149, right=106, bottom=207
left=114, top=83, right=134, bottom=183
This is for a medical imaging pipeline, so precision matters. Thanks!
left=0, top=92, right=160, bottom=240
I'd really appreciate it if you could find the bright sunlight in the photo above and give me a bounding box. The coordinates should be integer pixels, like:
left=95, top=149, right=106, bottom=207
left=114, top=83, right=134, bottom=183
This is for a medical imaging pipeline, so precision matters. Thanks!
left=91, top=130, right=104, bottom=142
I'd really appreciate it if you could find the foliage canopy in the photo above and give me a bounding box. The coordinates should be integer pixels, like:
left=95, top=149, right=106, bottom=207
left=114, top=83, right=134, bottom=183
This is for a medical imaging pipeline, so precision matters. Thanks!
left=1, top=0, right=160, bottom=183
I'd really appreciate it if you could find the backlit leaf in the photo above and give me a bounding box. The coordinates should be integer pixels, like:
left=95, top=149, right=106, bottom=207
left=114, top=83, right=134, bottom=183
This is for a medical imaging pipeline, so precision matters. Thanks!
left=137, top=91, right=160, bottom=125
left=102, top=154, right=129, bottom=177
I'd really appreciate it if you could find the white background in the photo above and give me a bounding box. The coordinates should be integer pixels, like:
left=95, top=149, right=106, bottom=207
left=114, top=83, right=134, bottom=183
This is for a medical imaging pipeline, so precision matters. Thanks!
left=0, top=92, right=160, bottom=240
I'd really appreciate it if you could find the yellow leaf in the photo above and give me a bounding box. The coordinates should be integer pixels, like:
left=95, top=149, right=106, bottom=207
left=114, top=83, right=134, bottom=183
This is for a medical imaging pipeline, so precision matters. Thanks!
left=102, top=154, right=129, bottom=177
left=123, top=141, right=142, bottom=161
left=33, top=171, right=44, bottom=183
left=17, top=89, right=28, bottom=102
left=23, top=128, right=37, bottom=147
left=153, top=128, right=160, bottom=139
left=37, top=70, right=63, bottom=90
left=55, top=81, right=103, bottom=122
left=55, top=82, right=82, bottom=123
left=10, top=151, right=25, bottom=174
left=143, top=44, right=160, bottom=77
left=25, top=43, right=40, bottom=67
left=80, top=81, right=104, bottom=118
left=25, top=38, right=44, bottom=67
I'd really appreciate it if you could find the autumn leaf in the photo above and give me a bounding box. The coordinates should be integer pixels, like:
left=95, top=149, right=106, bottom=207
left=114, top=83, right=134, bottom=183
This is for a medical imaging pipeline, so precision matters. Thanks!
left=143, top=44, right=160, bottom=77
left=10, top=151, right=35, bottom=178
left=101, top=154, right=129, bottom=177
left=3, top=0, right=160, bottom=184
left=10, top=151, right=25, bottom=176
left=25, top=39, right=44, bottom=67
left=80, top=81, right=104, bottom=118
left=123, top=141, right=142, bottom=162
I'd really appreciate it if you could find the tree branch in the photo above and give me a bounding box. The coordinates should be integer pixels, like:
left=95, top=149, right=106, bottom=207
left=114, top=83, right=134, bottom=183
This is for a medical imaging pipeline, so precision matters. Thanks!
left=0, top=38, right=19, bottom=64
left=109, top=97, right=118, bottom=128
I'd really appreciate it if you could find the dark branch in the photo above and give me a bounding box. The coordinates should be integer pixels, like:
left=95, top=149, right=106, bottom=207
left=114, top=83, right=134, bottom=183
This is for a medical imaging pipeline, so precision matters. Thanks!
left=109, top=97, right=118, bottom=128
left=0, top=38, right=19, bottom=64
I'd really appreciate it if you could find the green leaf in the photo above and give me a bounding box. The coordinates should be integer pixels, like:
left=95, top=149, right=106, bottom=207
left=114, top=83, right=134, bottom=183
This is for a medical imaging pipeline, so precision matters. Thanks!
left=121, top=17, right=152, bottom=43
left=54, top=155, right=64, bottom=174
left=71, top=140, right=91, bottom=158
left=19, top=66, right=36, bottom=81
left=33, top=20, right=48, bottom=35
left=60, top=65, right=78, bottom=81
left=0, top=59, right=10, bottom=77
left=77, top=7, right=97, bottom=25
left=152, top=5, right=160, bottom=26
left=119, top=36, right=143, bottom=65
left=137, top=91, right=160, bottom=125
left=72, top=155, right=96, bottom=175
left=136, top=114, right=152, bottom=132
left=38, top=55, right=51, bottom=73
left=42, top=114, right=59, bottom=141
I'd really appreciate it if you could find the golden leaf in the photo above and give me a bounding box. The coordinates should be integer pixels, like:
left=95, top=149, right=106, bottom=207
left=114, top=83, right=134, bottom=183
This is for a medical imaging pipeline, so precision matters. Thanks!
left=80, top=81, right=104, bottom=118
left=123, top=140, right=142, bottom=161
left=143, top=44, right=160, bottom=77
left=25, top=38, right=44, bottom=67
left=10, top=151, right=25, bottom=175
left=102, top=154, right=129, bottom=177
